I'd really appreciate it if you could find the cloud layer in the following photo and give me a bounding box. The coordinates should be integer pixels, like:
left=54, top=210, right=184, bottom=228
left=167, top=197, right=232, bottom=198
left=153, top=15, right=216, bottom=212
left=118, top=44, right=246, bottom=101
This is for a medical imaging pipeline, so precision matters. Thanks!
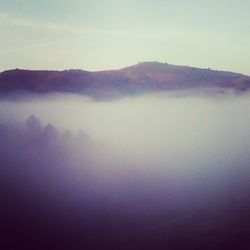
left=1, top=92, right=250, bottom=249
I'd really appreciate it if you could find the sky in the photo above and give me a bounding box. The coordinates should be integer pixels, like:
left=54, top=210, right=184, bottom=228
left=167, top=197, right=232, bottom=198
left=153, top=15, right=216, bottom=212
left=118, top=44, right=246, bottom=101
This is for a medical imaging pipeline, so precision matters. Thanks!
left=0, top=0, right=249, bottom=74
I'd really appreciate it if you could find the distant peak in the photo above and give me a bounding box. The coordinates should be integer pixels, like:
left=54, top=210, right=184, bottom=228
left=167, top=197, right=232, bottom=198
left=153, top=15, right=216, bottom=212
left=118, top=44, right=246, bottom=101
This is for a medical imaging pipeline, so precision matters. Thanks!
left=122, top=61, right=169, bottom=70
left=137, top=61, right=168, bottom=65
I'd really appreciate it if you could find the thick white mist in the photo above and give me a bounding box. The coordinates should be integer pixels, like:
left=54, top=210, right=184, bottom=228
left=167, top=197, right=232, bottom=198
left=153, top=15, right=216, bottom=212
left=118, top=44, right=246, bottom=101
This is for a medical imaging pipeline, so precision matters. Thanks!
left=1, top=92, right=250, bottom=173
left=1, top=91, right=250, bottom=225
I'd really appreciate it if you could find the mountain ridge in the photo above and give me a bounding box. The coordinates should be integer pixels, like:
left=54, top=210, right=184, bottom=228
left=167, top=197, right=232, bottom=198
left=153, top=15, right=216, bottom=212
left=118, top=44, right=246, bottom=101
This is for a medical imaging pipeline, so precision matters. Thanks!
left=2, top=61, right=248, bottom=76
left=0, top=62, right=249, bottom=99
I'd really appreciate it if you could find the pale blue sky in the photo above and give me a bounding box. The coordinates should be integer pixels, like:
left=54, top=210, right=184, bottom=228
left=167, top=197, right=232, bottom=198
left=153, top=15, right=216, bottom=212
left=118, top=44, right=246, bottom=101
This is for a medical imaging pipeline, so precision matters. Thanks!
left=0, top=0, right=249, bottom=74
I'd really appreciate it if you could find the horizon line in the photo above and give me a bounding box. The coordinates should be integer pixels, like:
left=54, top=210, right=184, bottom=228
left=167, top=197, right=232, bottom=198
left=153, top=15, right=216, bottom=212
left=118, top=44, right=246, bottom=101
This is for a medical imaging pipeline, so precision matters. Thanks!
left=1, top=61, right=249, bottom=76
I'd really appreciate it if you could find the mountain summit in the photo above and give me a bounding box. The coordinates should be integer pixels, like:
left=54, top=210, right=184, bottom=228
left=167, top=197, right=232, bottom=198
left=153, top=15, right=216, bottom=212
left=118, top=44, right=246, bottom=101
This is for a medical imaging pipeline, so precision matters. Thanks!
left=0, top=62, right=249, bottom=99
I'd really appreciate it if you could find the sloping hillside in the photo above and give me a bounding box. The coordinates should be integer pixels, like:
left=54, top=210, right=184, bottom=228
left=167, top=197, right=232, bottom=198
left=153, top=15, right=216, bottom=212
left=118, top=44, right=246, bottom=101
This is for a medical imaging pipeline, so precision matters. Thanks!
left=0, top=62, right=249, bottom=99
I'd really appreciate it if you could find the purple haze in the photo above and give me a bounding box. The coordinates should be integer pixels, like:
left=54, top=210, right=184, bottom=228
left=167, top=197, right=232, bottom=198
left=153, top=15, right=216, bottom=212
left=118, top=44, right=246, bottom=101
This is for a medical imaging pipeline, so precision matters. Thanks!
left=1, top=91, right=250, bottom=249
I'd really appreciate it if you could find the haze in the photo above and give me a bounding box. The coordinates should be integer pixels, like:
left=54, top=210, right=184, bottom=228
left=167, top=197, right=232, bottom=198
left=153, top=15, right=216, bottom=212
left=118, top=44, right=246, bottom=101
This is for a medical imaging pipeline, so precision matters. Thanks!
left=0, top=0, right=250, bottom=74
left=1, top=92, right=250, bottom=249
left=1, top=92, right=250, bottom=184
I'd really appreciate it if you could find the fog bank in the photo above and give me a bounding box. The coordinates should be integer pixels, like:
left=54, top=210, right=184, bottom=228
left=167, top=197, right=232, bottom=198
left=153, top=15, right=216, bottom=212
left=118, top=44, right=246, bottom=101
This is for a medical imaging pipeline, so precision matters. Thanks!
left=1, top=91, right=250, bottom=249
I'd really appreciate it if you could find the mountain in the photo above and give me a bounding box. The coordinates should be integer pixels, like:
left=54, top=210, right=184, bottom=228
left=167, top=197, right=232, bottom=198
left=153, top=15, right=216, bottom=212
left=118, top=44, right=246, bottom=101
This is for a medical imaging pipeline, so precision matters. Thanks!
left=0, top=62, right=249, bottom=99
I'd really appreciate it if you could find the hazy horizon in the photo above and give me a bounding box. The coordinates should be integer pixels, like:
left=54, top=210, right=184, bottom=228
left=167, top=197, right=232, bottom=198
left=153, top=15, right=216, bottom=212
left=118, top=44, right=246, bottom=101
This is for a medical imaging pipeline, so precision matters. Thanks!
left=0, top=0, right=250, bottom=74
left=1, top=1, right=250, bottom=249
left=1, top=60, right=250, bottom=76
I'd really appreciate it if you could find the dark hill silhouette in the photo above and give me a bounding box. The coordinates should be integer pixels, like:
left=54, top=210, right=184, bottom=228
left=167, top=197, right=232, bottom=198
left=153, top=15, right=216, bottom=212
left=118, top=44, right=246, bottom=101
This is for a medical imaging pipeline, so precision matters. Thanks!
left=0, top=62, right=249, bottom=99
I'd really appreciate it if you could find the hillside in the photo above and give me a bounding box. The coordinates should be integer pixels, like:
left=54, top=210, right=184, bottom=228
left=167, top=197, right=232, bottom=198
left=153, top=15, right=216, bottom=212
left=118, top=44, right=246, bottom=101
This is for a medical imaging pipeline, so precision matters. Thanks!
left=0, top=62, right=249, bottom=99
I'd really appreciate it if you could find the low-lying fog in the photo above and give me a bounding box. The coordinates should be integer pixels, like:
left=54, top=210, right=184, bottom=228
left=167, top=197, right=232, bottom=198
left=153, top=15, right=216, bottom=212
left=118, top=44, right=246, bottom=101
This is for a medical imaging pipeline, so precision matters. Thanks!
left=1, top=91, right=250, bottom=249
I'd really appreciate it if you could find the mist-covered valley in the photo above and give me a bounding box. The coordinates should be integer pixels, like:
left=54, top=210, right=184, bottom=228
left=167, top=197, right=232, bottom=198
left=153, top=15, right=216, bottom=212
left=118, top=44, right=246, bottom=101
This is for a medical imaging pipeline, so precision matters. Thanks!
left=1, top=91, right=250, bottom=250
